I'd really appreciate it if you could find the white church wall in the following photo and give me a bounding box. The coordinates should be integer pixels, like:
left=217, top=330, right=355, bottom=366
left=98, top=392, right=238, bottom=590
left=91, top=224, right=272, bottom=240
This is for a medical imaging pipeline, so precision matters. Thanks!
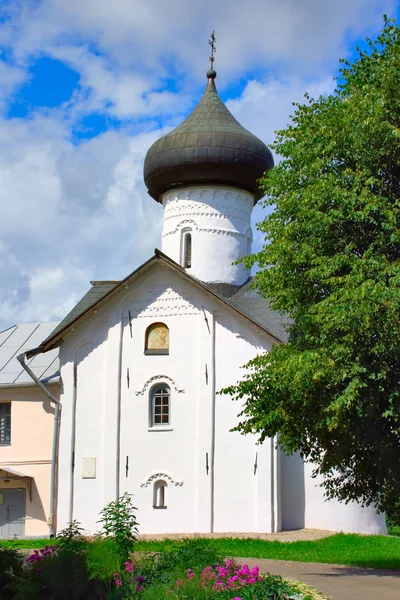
left=117, top=266, right=206, bottom=534
left=213, top=314, right=277, bottom=533
left=161, top=186, right=254, bottom=285
left=56, top=262, right=279, bottom=535
left=58, top=315, right=111, bottom=533
left=303, top=462, right=387, bottom=534
left=279, top=450, right=305, bottom=531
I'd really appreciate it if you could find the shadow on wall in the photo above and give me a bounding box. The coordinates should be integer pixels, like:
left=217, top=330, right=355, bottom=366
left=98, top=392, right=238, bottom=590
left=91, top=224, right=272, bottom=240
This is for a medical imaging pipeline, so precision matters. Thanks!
left=26, top=478, right=47, bottom=526
left=280, top=450, right=305, bottom=530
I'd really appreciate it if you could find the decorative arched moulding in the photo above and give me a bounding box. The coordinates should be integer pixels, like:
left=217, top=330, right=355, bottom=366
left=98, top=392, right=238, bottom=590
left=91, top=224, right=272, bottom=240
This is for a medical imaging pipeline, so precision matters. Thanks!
left=135, top=375, right=185, bottom=396
left=140, top=472, right=183, bottom=488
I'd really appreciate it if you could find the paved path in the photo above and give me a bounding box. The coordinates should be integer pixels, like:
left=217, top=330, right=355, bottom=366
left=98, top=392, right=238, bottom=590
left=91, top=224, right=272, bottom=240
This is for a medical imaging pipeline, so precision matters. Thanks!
left=242, top=557, right=400, bottom=600
left=138, top=528, right=335, bottom=542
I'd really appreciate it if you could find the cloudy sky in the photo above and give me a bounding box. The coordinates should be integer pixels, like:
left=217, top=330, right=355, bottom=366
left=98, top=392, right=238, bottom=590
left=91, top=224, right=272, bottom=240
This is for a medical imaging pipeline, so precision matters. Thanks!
left=0, top=0, right=398, bottom=330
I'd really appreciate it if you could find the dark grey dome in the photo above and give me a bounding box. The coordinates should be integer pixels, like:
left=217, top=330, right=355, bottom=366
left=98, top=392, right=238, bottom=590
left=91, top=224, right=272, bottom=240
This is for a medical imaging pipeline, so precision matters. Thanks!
left=143, top=72, right=274, bottom=202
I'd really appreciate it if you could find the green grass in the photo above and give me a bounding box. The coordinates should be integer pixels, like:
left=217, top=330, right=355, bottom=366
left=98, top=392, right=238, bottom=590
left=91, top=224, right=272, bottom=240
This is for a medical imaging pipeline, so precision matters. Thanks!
left=2, top=532, right=400, bottom=570
left=134, top=533, right=400, bottom=571
left=0, top=538, right=58, bottom=549
left=389, top=525, right=400, bottom=537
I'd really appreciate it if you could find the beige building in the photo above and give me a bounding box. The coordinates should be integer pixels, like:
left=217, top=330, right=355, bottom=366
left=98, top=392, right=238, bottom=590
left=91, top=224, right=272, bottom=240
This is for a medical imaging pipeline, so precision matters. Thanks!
left=0, top=323, right=59, bottom=538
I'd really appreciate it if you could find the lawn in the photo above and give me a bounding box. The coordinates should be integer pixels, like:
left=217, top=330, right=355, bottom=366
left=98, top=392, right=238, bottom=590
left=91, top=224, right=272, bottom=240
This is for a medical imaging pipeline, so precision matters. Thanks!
left=3, top=532, right=400, bottom=570
left=135, top=533, right=400, bottom=570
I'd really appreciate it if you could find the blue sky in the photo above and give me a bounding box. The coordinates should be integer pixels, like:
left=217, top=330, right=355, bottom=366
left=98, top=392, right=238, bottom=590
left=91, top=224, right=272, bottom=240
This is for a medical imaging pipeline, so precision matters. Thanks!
left=0, top=0, right=398, bottom=329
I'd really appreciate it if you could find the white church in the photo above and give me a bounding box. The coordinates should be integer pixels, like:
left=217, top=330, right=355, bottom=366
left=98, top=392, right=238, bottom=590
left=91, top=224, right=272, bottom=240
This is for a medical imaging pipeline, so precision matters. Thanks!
left=5, top=64, right=386, bottom=536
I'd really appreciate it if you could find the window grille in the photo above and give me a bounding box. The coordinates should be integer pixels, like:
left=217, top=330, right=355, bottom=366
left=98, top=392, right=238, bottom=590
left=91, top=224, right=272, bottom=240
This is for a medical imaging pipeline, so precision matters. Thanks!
left=0, top=403, right=11, bottom=445
left=150, top=386, right=170, bottom=426
left=183, top=233, right=192, bottom=268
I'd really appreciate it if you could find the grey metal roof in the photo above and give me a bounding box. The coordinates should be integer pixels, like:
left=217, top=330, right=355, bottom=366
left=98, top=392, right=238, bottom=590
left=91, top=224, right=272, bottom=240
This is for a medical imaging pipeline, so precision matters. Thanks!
left=205, top=281, right=242, bottom=299
left=42, top=282, right=119, bottom=345
left=227, top=279, right=290, bottom=342
left=0, top=322, right=60, bottom=386
left=144, top=72, right=274, bottom=202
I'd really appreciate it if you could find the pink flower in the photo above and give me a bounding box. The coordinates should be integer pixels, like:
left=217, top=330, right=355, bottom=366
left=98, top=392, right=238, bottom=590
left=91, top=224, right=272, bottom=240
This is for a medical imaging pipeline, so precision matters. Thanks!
left=115, top=579, right=122, bottom=586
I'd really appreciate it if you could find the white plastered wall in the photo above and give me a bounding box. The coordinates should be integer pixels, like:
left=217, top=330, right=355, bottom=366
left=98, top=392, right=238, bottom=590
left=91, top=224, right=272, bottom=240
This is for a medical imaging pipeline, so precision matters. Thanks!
left=161, top=186, right=254, bottom=285
left=57, top=262, right=276, bottom=535
left=303, top=462, right=387, bottom=534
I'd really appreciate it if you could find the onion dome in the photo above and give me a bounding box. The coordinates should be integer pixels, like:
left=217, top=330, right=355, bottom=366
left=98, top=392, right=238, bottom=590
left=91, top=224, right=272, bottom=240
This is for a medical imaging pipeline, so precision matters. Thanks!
left=143, top=69, right=274, bottom=203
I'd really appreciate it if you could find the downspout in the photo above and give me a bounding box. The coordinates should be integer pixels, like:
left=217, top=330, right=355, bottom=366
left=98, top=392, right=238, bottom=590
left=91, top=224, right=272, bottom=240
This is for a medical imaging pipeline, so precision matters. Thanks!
left=210, top=313, right=216, bottom=533
left=115, top=318, right=124, bottom=499
left=69, top=363, right=77, bottom=524
left=17, top=351, right=61, bottom=537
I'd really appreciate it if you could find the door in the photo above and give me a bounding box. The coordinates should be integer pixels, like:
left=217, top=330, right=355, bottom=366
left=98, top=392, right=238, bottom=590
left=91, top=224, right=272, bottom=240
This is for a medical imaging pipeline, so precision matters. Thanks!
left=0, top=489, right=26, bottom=539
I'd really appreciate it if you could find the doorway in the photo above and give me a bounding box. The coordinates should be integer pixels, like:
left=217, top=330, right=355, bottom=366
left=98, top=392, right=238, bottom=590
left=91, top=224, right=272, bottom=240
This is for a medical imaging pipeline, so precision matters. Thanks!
left=0, top=489, right=26, bottom=539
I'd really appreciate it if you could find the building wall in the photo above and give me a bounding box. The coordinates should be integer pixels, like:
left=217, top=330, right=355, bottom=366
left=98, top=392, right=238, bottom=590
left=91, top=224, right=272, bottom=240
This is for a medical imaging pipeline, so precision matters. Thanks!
left=57, top=263, right=276, bottom=534
left=161, top=186, right=254, bottom=285
left=0, top=385, right=58, bottom=537
left=303, top=462, right=387, bottom=534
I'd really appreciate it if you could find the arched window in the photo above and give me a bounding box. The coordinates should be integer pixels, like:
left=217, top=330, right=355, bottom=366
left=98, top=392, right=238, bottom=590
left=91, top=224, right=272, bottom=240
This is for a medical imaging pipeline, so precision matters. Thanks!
left=150, top=385, right=170, bottom=426
left=145, top=323, right=169, bottom=355
left=180, top=229, right=192, bottom=269
left=153, top=479, right=167, bottom=508
left=183, top=233, right=192, bottom=268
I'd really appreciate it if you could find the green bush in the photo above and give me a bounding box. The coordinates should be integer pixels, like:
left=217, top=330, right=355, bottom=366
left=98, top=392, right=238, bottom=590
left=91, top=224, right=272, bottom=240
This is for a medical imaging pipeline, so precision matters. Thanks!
left=98, top=492, right=139, bottom=562
left=14, top=522, right=111, bottom=600
left=0, top=543, right=23, bottom=600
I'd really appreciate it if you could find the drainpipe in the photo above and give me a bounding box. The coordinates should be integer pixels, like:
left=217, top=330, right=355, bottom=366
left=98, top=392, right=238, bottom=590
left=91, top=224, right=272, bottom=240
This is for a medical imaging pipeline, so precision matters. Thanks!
left=210, top=313, right=216, bottom=533
left=17, top=352, right=61, bottom=537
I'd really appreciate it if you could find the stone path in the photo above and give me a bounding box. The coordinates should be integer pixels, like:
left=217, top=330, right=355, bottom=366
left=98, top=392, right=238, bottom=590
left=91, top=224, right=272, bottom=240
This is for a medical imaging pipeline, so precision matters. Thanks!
left=242, top=557, right=400, bottom=600
left=138, top=528, right=335, bottom=542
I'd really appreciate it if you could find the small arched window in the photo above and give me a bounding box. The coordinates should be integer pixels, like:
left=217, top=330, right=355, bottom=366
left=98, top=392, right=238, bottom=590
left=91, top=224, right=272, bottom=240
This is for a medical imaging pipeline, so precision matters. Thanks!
left=150, top=385, right=170, bottom=426
left=145, top=323, right=169, bottom=355
left=182, top=232, right=192, bottom=269
left=153, top=479, right=167, bottom=509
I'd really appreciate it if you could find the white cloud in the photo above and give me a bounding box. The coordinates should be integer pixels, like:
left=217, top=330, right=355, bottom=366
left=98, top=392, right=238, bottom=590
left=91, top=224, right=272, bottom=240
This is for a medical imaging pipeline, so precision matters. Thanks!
left=5, top=1, right=395, bottom=69
left=0, top=60, right=27, bottom=112
left=0, top=115, right=164, bottom=329
left=0, top=0, right=396, bottom=330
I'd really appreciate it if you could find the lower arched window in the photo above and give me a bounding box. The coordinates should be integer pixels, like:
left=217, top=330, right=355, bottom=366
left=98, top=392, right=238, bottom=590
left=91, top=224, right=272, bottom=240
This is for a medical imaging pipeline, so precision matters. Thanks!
left=150, top=385, right=170, bottom=426
left=153, top=479, right=167, bottom=508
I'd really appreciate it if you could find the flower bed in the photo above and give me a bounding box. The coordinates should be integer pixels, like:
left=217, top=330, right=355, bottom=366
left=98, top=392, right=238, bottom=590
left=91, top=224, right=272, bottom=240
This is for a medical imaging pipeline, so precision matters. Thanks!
left=0, top=495, right=328, bottom=599
left=112, top=554, right=329, bottom=599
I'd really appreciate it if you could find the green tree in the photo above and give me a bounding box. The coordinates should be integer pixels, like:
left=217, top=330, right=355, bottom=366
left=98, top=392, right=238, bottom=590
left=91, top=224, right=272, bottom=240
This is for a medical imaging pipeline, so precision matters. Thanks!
left=222, top=18, right=400, bottom=514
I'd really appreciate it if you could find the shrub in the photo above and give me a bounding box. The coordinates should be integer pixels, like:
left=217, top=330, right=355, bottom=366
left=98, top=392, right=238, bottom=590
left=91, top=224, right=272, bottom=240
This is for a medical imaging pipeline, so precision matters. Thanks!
left=97, top=492, right=139, bottom=562
left=0, top=543, right=23, bottom=600
left=15, top=522, right=109, bottom=600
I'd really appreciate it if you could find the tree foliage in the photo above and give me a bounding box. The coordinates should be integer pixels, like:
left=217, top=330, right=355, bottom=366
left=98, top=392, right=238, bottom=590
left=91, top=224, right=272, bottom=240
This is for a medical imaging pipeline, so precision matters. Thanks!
left=222, top=18, right=400, bottom=514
